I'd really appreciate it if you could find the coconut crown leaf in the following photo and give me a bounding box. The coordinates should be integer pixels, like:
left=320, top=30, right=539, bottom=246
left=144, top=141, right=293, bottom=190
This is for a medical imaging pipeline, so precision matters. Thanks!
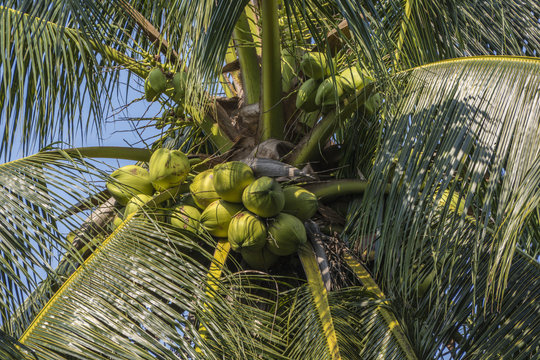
left=199, top=200, right=243, bottom=238
left=149, top=148, right=191, bottom=191
left=106, top=165, right=154, bottom=206
left=240, top=247, right=279, bottom=270
left=189, top=169, right=221, bottom=209
left=228, top=211, right=267, bottom=252
left=213, top=161, right=255, bottom=203
left=169, top=204, right=201, bottom=234
left=282, top=186, right=318, bottom=221
left=242, top=176, right=285, bottom=218
left=267, top=213, right=307, bottom=256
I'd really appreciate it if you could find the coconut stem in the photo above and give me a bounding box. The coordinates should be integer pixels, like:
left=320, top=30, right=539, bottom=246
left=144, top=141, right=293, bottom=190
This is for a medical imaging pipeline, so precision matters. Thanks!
left=307, top=179, right=390, bottom=201
left=289, top=86, right=374, bottom=167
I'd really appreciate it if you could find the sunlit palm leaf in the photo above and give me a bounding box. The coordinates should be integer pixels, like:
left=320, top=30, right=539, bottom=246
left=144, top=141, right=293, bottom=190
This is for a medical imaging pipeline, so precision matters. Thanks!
left=344, top=56, right=539, bottom=358
left=0, top=328, right=34, bottom=360
left=17, top=215, right=287, bottom=359
left=0, top=151, right=114, bottom=334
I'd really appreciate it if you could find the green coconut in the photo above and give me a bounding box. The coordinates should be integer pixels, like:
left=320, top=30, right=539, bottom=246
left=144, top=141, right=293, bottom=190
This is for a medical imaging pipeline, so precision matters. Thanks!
left=240, top=247, right=279, bottom=270
left=107, top=165, right=154, bottom=206
left=170, top=204, right=201, bottom=234
left=189, top=169, right=221, bottom=209
left=112, top=215, right=123, bottom=229
left=242, top=176, right=284, bottom=218
left=300, top=52, right=330, bottom=80
left=144, top=77, right=160, bottom=102
left=124, top=193, right=155, bottom=217
left=296, top=78, right=321, bottom=112
left=267, top=213, right=307, bottom=256
left=339, top=66, right=373, bottom=93
left=281, top=48, right=297, bottom=92
left=315, top=77, right=344, bottom=107
left=213, top=161, right=255, bottom=203
left=149, top=148, right=191, bottom=191
left=228, top=211, right=267, bottom=252
left=171, top=72, right=187, bottom=103
left=363, top=93, right=382, bottom=116
left=147, top=67, right=167, bottom=94
left=282, top=186, right=318, bottom=221
left=200, top=200, right=243, bottom=237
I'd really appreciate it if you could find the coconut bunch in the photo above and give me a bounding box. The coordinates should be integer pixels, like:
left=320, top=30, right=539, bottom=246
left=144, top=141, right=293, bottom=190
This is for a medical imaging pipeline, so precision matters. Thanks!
left=190, top=161, right=319, bottom=270
left=107, top=148, right=195, bottom=231
left=144, top=67, right=187, bottom=105
left=106, top=156, right=319, bottom=270
left=295, top=52, right=381, bottom=114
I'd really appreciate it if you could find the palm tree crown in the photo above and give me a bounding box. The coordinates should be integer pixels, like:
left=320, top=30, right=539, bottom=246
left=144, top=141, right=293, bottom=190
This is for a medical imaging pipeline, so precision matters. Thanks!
left=0, top=1, right=539, bottom=359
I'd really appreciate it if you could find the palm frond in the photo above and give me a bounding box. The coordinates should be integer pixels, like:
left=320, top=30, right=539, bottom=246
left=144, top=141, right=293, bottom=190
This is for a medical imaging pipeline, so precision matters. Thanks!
left=0, top=2, right=126, bottom=158
left=0, top=328, right=34, bottom=360
left=0, top=150, right=114, bottom=334
left=343, top=56, right=539, bottom=358
left=278, top=285, right=419, bottom=359
left=298, top=242, right=341, bottom=359
left=16, top=214, right=289, bottom=359
left=336, top=0, right=540, bottom=72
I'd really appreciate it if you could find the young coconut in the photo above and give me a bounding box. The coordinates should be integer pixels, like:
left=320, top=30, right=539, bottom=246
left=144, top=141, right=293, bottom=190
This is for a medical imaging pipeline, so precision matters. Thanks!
left=144, top=77, right=160, bottom=102
left=170, top=204, right=201, bottom=234
left=107, top=165, right=154, bottom=206
left=112, top=215, right=123, bottom=229
left=147, top=67, right=167, bottom=94
left=149, top=148, right=191, bottom=191
left=171, top=72, right=187, bottom=103
left=296, top=78, right=321, bottom=112
left=189, top=169, right=220, bottom=210
left=124, top=193, right=156, bottom=217
left=213, top=161, right=255, bottom=203
left=300, top=52, right=330, bottom=80
left=242, top=176, right=285, bottom=218
left=240, top=247, right=279, bottom=270
left=282, top=186, right=318, bottom=221
left=315, top=77, right=344, bottom=107
left=200, top=200, right=243, bottom=238
left=267, top=213, right=307, bottom=256
left=228, top=211, right=267, bottom=252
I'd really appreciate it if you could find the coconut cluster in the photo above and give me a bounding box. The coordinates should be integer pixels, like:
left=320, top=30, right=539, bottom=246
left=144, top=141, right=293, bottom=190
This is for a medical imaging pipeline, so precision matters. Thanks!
left=106, top=156, right=319, bottom=270
left=190, top=161, right=318, bottom=270
left=295, top=52, right=381, bottom=115
left=106, top=148, right=193, bottom=228
left=144, top=67, right=187, bottom=105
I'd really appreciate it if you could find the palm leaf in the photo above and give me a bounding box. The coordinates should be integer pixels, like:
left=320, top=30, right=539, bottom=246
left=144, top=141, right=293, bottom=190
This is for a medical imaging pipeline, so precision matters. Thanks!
left=343, top=56, right=539, bottom=358
left=337, top=0, right=540, bottom=72
left=298, top=242, right=341, bottom=359
left=0, top=150, right=116, bottom=333
left=16, top=214, right=288, bottom=359
left=0, top=2, right=125, bottom=158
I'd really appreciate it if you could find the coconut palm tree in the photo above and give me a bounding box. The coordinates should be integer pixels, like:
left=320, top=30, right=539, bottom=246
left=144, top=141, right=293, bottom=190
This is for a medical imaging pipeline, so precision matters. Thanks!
left=1, top=1, right=539, bottom=359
